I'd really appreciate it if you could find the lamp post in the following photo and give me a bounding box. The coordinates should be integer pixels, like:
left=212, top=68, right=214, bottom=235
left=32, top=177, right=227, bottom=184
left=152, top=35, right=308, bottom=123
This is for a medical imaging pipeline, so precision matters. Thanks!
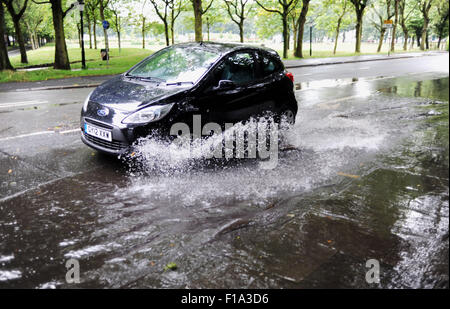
left=78, top=0, right=86, bottom=69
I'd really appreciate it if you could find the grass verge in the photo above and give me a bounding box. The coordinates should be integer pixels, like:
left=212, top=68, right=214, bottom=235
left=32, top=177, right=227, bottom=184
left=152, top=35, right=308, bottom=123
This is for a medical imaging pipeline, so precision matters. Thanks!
left=1, top=47, right=153, bottom=83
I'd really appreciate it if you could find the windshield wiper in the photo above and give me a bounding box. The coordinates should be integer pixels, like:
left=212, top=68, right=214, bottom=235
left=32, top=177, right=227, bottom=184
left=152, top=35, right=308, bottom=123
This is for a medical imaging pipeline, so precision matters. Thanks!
left=125, top=74, right=165, bottom=83
left=165, top=81, right=194, bottom=86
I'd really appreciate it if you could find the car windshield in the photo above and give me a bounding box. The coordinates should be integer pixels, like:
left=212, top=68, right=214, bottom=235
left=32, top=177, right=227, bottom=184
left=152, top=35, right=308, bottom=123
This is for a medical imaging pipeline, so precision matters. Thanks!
left=127, top=46, right=221, bottom=84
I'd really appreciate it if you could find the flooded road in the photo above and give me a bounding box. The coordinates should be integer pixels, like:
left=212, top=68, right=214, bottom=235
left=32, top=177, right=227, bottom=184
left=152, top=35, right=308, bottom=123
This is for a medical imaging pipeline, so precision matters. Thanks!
left=0, top=73, right=448, bottom=288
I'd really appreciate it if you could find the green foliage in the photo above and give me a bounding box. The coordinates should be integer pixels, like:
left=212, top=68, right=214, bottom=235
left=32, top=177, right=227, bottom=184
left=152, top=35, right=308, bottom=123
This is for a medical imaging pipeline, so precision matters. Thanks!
left=431, top=0, right=449, bottom=39
left=315, top=0, right=354, bottom=37
left=255, top=8, right=281, bottom=39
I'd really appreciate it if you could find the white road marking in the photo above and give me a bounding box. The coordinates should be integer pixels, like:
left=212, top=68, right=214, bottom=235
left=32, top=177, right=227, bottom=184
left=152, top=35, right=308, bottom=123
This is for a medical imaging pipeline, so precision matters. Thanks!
left=359, top=67, right=370, bottom=70
left=0, top=100, right=49, bottom=109
left=0, top=131, right=55, bottom=142
left=60, top=128, right=80, bottom=134
left=0, top=128, right=81, bottom=141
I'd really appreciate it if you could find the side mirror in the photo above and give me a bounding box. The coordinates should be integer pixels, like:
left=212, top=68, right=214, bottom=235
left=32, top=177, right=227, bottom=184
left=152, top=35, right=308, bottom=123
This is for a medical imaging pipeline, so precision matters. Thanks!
left=216, top=80, right=236, bottom=90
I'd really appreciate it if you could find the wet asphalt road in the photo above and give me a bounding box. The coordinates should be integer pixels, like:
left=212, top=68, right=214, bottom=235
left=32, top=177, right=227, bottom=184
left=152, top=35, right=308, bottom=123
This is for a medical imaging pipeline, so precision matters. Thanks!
left=0, top=54, right=448, bottom=288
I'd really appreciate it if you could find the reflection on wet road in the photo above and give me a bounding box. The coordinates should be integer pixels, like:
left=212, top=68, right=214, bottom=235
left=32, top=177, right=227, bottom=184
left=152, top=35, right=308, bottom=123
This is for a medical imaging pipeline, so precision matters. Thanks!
left=0, top=74, right=448, bottom=288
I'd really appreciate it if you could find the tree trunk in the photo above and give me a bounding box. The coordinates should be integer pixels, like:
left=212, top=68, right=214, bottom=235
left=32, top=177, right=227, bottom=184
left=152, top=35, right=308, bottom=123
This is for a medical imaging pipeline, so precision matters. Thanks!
left=88, top=19, right=92, bottom=49
left=142, top=17, right=145, bottom=49
left=292, top=23, right=297, bottom=51
left=333, top=18, right=342, bottom=54
left=170, top=8, right=175, bottom=45
left=402, top=29, right=408, bottom=50
left=420, top=23, right=427, bottom=50
left=282, top=14, right=288, bottom=58
left=401, top=18, right=408, bottom=51
left=377, top=29, right=385, bottom=52
left=12, top=18, right=27, bottom=63
left=355, top=9, right=364, bottom=53
left=287, top=28, right=290, bottom=50
left=115, top=15, right=121, bottom=51
left=294, top=0, right=310, bottom=58
left=239, top=23, right=244, bottom=43
left=193, top=0, right=203, bottom=42
left=391, top=0, right=398, bottom=52
left=164, top=20, right=169, bottom=46
left=99, top=3, right=109, bottom=57
left=93, top=16, right=97, bottom=49
left=51, top=0, right=70, bottom=70
left=0, top=3, right=13, bottom=70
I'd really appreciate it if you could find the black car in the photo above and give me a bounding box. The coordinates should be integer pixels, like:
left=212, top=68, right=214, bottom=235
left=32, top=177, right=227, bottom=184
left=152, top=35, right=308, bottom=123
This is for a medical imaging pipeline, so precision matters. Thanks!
left=80, top=42, right=298, bottom=155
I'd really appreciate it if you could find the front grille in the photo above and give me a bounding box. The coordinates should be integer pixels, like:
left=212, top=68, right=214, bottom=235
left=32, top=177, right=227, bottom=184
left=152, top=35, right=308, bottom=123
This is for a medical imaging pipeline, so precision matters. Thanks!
left=84, top=118, right=114, bottom=130
left=83, top=132, right=129, bottom=151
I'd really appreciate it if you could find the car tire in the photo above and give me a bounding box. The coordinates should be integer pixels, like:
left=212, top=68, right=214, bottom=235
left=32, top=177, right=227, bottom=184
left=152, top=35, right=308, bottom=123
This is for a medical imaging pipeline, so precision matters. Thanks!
left=278, top=108, right=296, bottom=131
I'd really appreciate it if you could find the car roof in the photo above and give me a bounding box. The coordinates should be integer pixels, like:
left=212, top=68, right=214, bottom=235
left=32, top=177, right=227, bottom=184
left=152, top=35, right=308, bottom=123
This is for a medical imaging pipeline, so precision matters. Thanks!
left=170, top=42, right=280, bottom=58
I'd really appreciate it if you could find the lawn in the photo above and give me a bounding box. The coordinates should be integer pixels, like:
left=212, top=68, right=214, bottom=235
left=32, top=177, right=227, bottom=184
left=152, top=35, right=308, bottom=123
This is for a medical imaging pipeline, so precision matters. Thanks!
left=273, top=42, right=427, bottom=60
left=1, top=47, right=153, bottom=83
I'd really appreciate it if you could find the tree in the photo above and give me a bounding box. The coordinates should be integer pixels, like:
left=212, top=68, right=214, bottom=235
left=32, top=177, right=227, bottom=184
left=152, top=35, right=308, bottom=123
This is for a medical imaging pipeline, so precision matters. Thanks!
left=418, top=0, right=435, bottom=50
left=0, top=2, right=13, bottom=70
left=202, top=3, right=225, bottom=41
left=224, top=0, right=253, bottom=43
left=316, top=0, right=351, bottom=54
left=256, top=0, right=299, bottom=59
left=407, top=11, right=424, bottom=47
left=191, top=0, right=213, bottom=41
left=1, top=0, right=29, bottom=63
left=390, top=0, right=398, bottom=51
left=431, top=0, right=449, bottom=48
left=33, top=0, right=74, bottom=70
left=98, top=0, right=110, bottom=55
left=255, top=7, right=282, bottom=40
left=369, top=0, right=394, bottom=52
left=399, top=0, right=418, bottom=50
left=350, top=0, right=370, bottom=53
left=85, top=0, right=99, bottom=49
left=109, top=0, right=126, bottom=51
left=294, top=0, right=311, bottom=58
left=23, top=1, right=50, bottom=50
left=128, top=0, right=152, bottom=49
left=149, top=0, right=172, bottom=46
left=169, top=0, right=183, bottom=44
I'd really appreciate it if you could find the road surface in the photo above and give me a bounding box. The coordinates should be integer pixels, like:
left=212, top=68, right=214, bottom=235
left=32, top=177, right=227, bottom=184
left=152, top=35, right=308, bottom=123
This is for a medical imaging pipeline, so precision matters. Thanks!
left=0, top=53, right=448, bottom=288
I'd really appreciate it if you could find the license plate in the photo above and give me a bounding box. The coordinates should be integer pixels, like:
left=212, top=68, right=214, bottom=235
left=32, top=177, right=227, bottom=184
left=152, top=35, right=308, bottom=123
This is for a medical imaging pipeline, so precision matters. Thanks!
left=84, top=123, right=112, bottom=142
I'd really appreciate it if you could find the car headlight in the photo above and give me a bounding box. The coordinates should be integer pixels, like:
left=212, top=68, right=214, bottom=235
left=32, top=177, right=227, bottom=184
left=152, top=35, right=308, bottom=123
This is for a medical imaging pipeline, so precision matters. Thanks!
left=83, top=91, right=93, bottom=112
left=122, top=103, right=174, bottom=124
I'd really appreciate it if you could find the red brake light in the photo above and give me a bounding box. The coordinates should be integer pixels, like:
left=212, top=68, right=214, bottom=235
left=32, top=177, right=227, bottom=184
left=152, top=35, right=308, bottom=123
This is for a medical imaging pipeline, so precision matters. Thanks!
left=286, top=72, right=294, bottom=83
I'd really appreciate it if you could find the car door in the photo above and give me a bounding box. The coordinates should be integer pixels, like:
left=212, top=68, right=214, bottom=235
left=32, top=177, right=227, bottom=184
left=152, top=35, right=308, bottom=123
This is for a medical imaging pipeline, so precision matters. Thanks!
left=251, top=51, right=285, bottom=118
left=195, top=51, right=262, bottom=125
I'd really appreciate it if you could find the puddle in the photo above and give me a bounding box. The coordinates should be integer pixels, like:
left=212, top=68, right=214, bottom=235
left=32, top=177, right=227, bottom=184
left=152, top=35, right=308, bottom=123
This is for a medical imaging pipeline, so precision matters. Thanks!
left=0, top=76, right=448, bottom=288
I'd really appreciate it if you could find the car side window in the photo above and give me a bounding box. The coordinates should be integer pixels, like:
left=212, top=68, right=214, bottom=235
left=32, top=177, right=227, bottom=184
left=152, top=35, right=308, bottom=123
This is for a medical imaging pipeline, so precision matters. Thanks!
left=260, top=54, right=281, bottom=77
left=213, top=52, right=256, bottom=86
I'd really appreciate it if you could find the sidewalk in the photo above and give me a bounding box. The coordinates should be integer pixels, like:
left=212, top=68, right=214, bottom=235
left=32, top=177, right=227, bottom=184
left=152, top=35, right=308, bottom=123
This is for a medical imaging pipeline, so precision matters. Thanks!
left=0, top=50, right=446, bottom=93
left=283, top=50, right=447, bottom=68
